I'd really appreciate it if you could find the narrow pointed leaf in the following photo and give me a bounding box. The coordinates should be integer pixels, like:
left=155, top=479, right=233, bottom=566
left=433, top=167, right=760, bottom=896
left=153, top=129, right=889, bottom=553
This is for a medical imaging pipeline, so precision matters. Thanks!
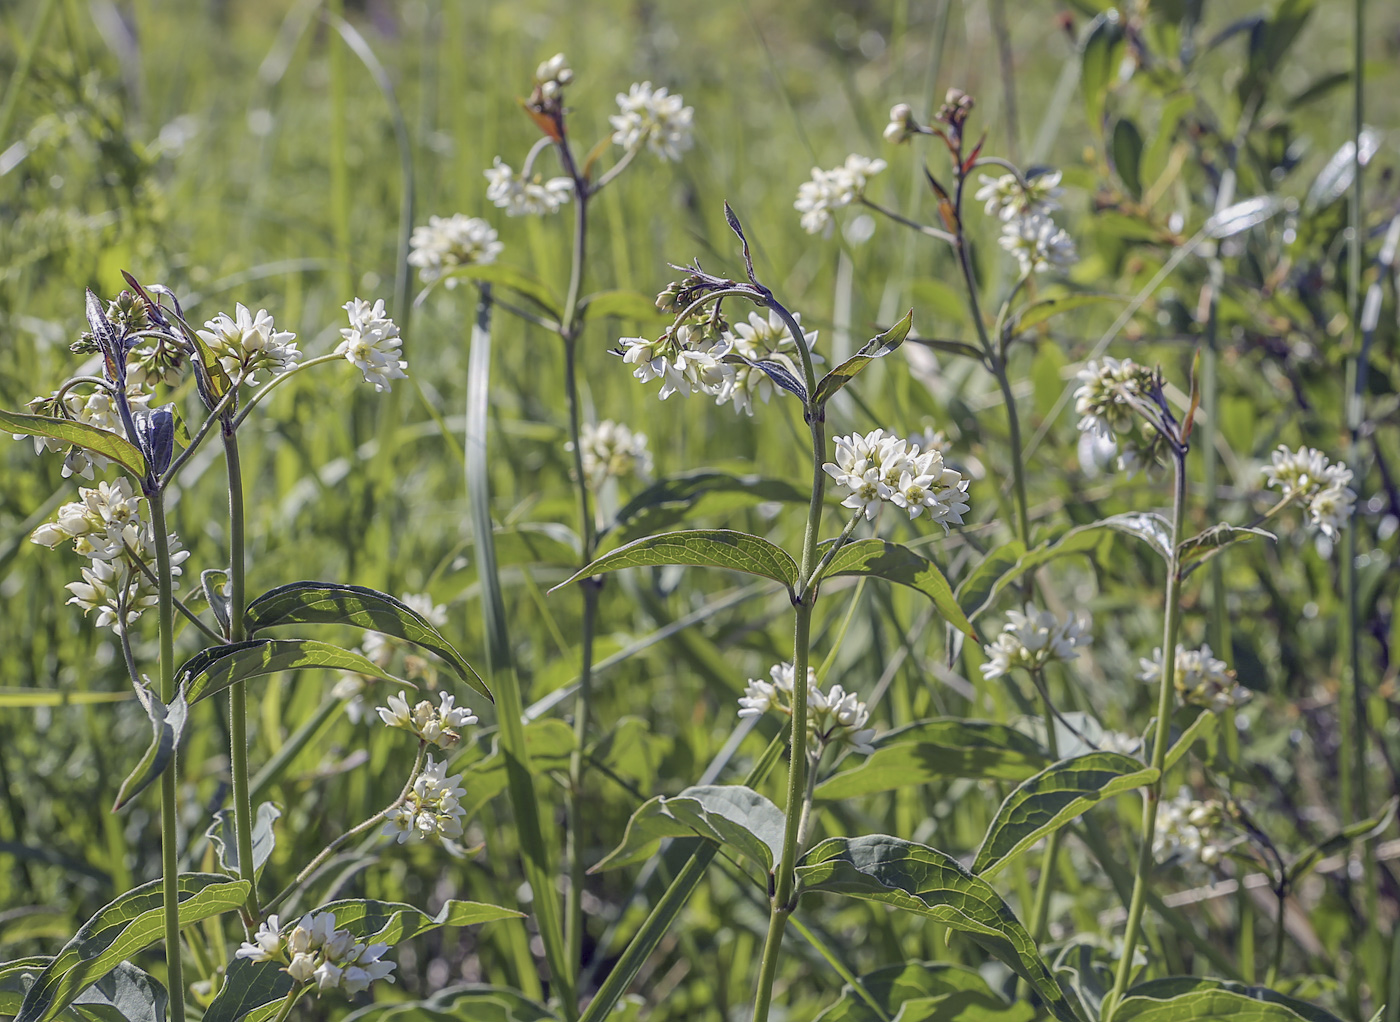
left=815, top=539, right=974, bottom=638
left=720, top=351, right=807, bottom=402
left=422, top=263, right=560, bottom=317
left=973, top=752, right=1158, bottom=877
left=1205, top=195, right=1285, bottom=238
left=592, top=785, right=784, bottom=875
left=206, top=802, right=281, bottom=880
left=797, top=835, right=1078, bottom=1022
left=552, top=529, right=799, bottom=595
left=16, top=874, right=249, bottom=1022
left=1098, top=512, right=1173, bottom=560
left=958, top=527, right=1105, bottom=621
left=1285, top=796, right=1398, bottom=887
left=1178, top=524, right=1276, bottom=577
left=0, top=410, right=147, bottom=478
left=814, top=961, right=1033, bottom=1022
left=1116, top=978, right=1346, bottom=1022
left=814, top=309, right=914, bottom=406
left=1008, top=294, right=1127, bottom=336
left=112, top=685, right=188, bottom=810
left=177, top=638, right=411, bottom=705
left=244, top=582, right=488, bottom=701
left=1163, top=709, right=1218, bottom=772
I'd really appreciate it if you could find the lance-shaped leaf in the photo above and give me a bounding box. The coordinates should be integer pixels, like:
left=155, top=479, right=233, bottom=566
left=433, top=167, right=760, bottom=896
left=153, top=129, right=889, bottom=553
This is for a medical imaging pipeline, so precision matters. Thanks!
left=602, top=470, right=807, bottom=552
left=957, top=528, right=1106, bottom=621
left=1098, top=512, right=1173, bottom=560
left=973, top=752, right=1158, bottom=877
left=592, top=785, right=785, bottom=875
left=908, top=336, right=987, bottom=362
left=244, top=582, right=488, bottom=701
left=16, top=873, right=249, bottom=1022
left=1007, top=294, right=1127, bottom=336
left=0, top=410, right=147, bottom=479
left=816, top=719, right=1050, bottom=799
left=202, top=899, right=523, bottom=1022
left=112, top=685, right=188, bottom=810
left=797, top=835, right=1078, bottom=1022
left=176, top=638, right=410, bottom=705
left=1116, top=978, right=1346, bottom=1022
left=1205, top=195, right=1286, bottom=237
left=206, top=801, right=281, bottom=880
left=813, top=310, right=913, bottom=406
left=1, top=961, right=169, bottom=1022
left=350, top=986, right=560, bottom=1022
left=201, top=569, right=231, bottom=635
left=552, top=529, right=800, bottom=596
left=579, top=289, right=665, bottom=322
left=1162, top=709, right=1218, bottom=772
left=814, top=539, right=975, bottom=638
left=421, top=263, right=561, bottom=318
left=1178, top=523, right=1276, bottom=577
left=814, top=960, right=1033, bottom=1022
left=1285, top=796, right=1398, bottom=888
left=720, top=350, right=808, bottom=403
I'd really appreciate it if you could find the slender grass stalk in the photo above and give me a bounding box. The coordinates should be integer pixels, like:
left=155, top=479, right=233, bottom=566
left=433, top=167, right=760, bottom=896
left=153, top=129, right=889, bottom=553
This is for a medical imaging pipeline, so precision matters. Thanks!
left=249, top=694, right=341, bottom=802
left=148, top=491, right=186, bottom=1022
left=221, top=425, right=259, bottom=917
left=1105, top=451, right=1189, bottom=1020
left=1027, top=669, right=1062, bottom=944
left=0, top=0, right=58, bottom=146
left=325, top=0, right=353, bottom=300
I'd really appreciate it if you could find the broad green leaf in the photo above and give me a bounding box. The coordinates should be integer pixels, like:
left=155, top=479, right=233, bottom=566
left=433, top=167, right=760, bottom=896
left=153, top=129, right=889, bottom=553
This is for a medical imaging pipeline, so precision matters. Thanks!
left=342, top=985, right=559, bottom=1022
left=816, top=719, right=1049, bottom=799
left=1178, top=524, right=1276, bottom=577
left=244, top=583, right=488, bottom=700
left=579, top=290, right=663, bottom=322
left=1098, top=512, right=1173, bottom=560
left=814, top=961, right=1034, bottom=1022
left=1116, top=979, right=1344, bottom=1022
left=206, top=802, right=281, bottom=880
left=176, top=639, right=409, bottom=705
left=1112, top=118, right=1144, bottom=198
left=958, top=528, right=1105, bottom=621
left=457, top=719, right=577, bottom=821
left=1080, top=11, right=1124, bottom=133
left=797, top=835, right=1077, bottom=1022
left=1, top=960, right=168, bottom=1022
left=426, top=264, right=560, bottom=317
left=0, top=410, right=147, bottom=478
left=16, top=874, right=249, bottom=1022
left=1163, top=710, right=1218, bottom=772
left=1285, top=797, right=1398, bottom=887
left=1008, top=294, right=1127, bottom=336
left=813, top=310, right=913, bottom=406
left=955, top=542, right=1027, bottom=618
left=552, top=529, right=799, bottom=595
left=602, top=471, right=807, bottom=552
left=112, top=685, right=187, bottom=810
left=591, top=785, right=784, bottom=875
left=816, top=539, right=974, bottom=638
left=973, top=753, right=1158, bottom=877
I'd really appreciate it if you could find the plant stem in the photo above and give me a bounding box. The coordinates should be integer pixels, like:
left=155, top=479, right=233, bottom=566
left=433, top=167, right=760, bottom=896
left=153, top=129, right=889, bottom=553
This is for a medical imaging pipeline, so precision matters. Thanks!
left=149, top=491, right=186, bottom=1022
left=222, top=426, right=260, bottom=917
left=1105, top=451, right=1189, bottom=1020
left=326, top=0, right=352, bottom=300
left=1265, top=887, right=1288, bottom=987
left=1027, top=669, right=1062, bottom=944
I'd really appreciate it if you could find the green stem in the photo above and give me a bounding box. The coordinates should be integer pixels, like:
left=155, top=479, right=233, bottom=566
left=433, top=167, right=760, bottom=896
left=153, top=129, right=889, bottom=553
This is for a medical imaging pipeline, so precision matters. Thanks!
left=326, top=0, right=353, bottom=299
left=222, top=426, right=259, bottom=917
left=149, top=491, right=186, bottom=1022
left=267, top=987, right=301, bottom=1022
left=1105, top=451, right=1188, bottom=1021
left=1265, top=888, right=1287, bottom=987
left=229, top=353, right=342, bottom=431
left=1028, top=669, right=1062, bottom=944
left=250, top=695, right=342, bottom=803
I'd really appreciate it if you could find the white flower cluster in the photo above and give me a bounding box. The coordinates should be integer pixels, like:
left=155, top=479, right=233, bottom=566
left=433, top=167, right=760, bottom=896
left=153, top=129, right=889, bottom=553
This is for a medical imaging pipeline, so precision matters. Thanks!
left=795, top=154, right=887, bottom=236
left=484, top=157, right=573, bottom=217
left=823, top=429, right=970, bottom=528
left=997, top=210, right=1077, bottom=276
left=1153, top=789, right=1228, bottom=867
left=19, top=384, right=152, bottom=479
left=974, top=171, right=1063, bottom=221
left=568, top=419, right=652, bottom=492
left=1072, top=356, right=1164, bottom=475
left=29, top=478, right=189, bottom=633
left=376, top=691, right=477, bottom=750
left=1261, top=445, right=1356, bottom=542
left=738, top=663, right=875, bottom=755
left=882, top=103, right=917, bottom=145
left=979, top=604, right=1091, bottom=680
left=408, top=214, right=502, bottom=286
left=196, top=304, right=300, bottom=387
left=1139, top=643, right=1250, bottom=714
left=1096, top=730, right=1143, bottom=757
left=618, top=324, right=733, bottom=401
left=382, top=755, right=468, bottom=844
left=337, top=298, right=406, bottom=392
left=610, top=82, right=694, bottom=162
left=714, top=310, right=820, bottom=417
left=236, top=910, right=396, bottom=994
left=976, top=169, right=1076, bottom=275
left=534, top=52, right=573, bottom=99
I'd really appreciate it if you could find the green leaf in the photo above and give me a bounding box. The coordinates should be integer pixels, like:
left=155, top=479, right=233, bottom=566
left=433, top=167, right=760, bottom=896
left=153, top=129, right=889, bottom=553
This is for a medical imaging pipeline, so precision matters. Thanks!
left=0, top=410, right=147, bottom=479
left=176, top=638, right=410, bottom=705
left=16, top=874, right=249, bottom=1022
left=813, top=310, right=913, bottom=406
left=602, top=471, right=807, bottom=553
left=973, top=753, right=1158, bottom=878
left=1178, top=524, right=1276, bottom=577
left=797, top=835, right=1078, bottom=1022
left=816, top=719, right=1049, bottom=799
left=1112, top=118, right=1144, bottom=199
left=1205, top=196, right=1285, bottom=238
left=720, top=351, right=808, bottom=403
left=551, top=529, right=800, bottom=596
left=206, top=802, right=281, bottom=880
left=957, top=528, right=1105, bottom=621
left=1054, top=940, right=1121, bottom=1022
left=187, top=329, right=233, bottom=405
left=0, top=690, right=133, bottom=707
left=342, top=985, right=560, bottom=1022
left=112, top=685, right=187, bottom=811
left=1098, top=512, right=1173, bottom=560
left=1, top=960, right=169, bottom=1022
left=907, top=337, right=986, bottom=362
left=1285, top=797, right=1397, bottom=887
left=1080, top=11, right=1125, bottom=133
left=591, top=785, right=784, bottom=875
left=955, top=542, right=1027, bottom=619
left=457, top=719, right=577, bottom=822
left=578, top=290, right=664, bottom=322
left=814, top=961, right=1034, bottom=1022
left=244, top=582, right=489, bottom=701
left=1116, top=978, right=1345, bottom=1022
left=815, top=539, right=975, bottom=639
left=1163, top=710, right=1218, bottom=772
left=426, top=264, right=560, bottom=317
left=1008, top=294, right=1127, bottom=336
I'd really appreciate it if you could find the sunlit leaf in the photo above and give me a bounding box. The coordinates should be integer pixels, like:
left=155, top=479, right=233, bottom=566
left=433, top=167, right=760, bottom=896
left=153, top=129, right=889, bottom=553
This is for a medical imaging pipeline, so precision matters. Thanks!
left=0, top=410, right=147, bottom=479
left=1204, top=196, right=1284, bottom=238
left=1116, top=978, right=1347, bottom=1022
left=552, top=529, right=800, bottom=595
left=815, top=539, right=975, bottom=638
left=206, top=802, right=281, bottom=880
left=112, top=684, right=187, bottom=811
left=177, top=638, right=409, bottom=705
left=591, top=785, right=784, bottom=877
left=1178, top=523, right=1276, bottom=577
left=813, top=310, right=913, bottom=406
left=814, top=960, right=1034, bottom=1022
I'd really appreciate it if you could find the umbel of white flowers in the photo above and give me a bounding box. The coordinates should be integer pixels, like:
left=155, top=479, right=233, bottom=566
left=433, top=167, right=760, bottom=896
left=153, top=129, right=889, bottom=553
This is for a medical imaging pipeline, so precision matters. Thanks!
left=738, top=663, right=876, bottom=756
left=1139, top=643, right=1251, bottom=714
left=236, top=910, right=396, bottom=994
left=795, top=154, right=887, bottom=236
left=376, top=691, right=477, bottom=750
left=610, top=81, right=694, bottom=162
left=1153, top=789, right=1230, bottom=867
left=1261, top=444, right=1356, bottom=542
left=408, top=214, right=502, bottom=286
left=197, top=303, right=301, bottom=386
left=1072, top=356, right=1168, bottom=476
left=979, top=604, right=1091, bottom=681
left=382, top=755, right=468, bottom=844
left=566, top=419, right=653, bottom=492
left=823, top=429, right=970, bottom=529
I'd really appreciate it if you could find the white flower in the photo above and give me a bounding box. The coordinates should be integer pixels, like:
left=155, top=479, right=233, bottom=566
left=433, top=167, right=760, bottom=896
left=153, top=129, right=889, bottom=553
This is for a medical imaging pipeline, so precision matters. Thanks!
left=383, top=755, right=467, bottom=844
left=998, top=212, right=1077, bottom=274
left=196, top=304, right=300, bottom=386
left=1139, top=644, right=1250, bottom=713
left=810, top=684, right=876, bottom=754
left=889, top=448, right=970, bottom=528
left=883, top=103, right=916, bottom=144
left=63, top=522, right=189, bottom=634
left=236, top=915, right=284, bottom=961
left=408, top=214, right=502, bottom=286
left=617, top=327, right=733, bottom=400
left=484, top=157, right=573, bottom=217
left=535, top=52, right=572, bottom=98
left=715, top=310, right=820, bottom=417
left=974, top=170, right=1063, bottom=221
left=795, top=154, right=887, bottom=236
left=337, top=298, right=406, bottom=392
left=979, top=604, right=1091, bottom=680
left=287, top=953, right=317, bottom=983
left=1073, top=357, right=1154, bottom=440
left=376, top=691, right=474, bottom=749
left=1260, top=445, right=1356, bottom=545
left=18, top=386, right=152, bottom=478
left=1307, top=482, right=1355, bottom=541
left=823, top=429, right=969, bottom=528
left=1097, top=731, right=1142, bottom=756
left=568, top=420, right=653, bottom=491
left=314, top=960, right=343, bottom=991
left=610, top=82, right=694, bottom=161
left=31, top=478, right=144, bottom=561
left=1154, top=788, right=1228, bottom=866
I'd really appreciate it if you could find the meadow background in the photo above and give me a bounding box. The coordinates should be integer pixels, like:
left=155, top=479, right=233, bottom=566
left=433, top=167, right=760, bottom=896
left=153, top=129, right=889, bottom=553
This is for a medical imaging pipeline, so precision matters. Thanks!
left=2, top=0, right=1400, bottom=1019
